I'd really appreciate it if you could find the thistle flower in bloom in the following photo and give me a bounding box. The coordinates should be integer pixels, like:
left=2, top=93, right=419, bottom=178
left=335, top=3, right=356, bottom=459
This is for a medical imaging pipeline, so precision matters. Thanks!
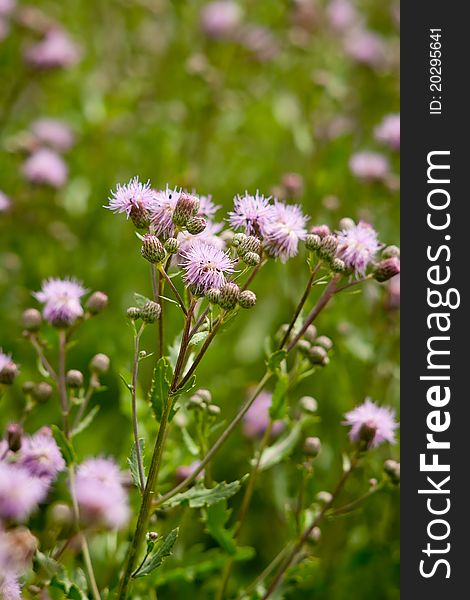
left=343, top=29, right=386, bottom=68
left=0, top=191, right=11, bottom=213
left=0, top=574, right=21, bottom=600
left=326, top=0, right=358, bottom=32
left=344, top=398, right=398, bottom=448
left=176, top=221, right=225, bottom=260
left=336, top=221, right=380, bottom=276
left=24, top=29, right=80, bottom=69
left=374, top=114, right=400, bottom=150
left=263, top=201, right=308, bottom=262
left=151, top=185, right=182, bottom=238
left=74, top=458, right=129, bottom=529
left=0, top=0, right=16, bottom=17
left=19, top=428, right=65, bottom=483
left=31, top=118, right=75, bottom=153
left=107, top=177, right=155, bottom=227
left=34, top=277, right=87, bottom=327
left=22, top=148, right=68, bottom=188
left=242, top=391, right=284, bottom=439
left=197, top=195, right=221, bottom=220
left=0, top=350, right=17, bottom=385
left=200, top=1, right=242, bottom=39
left=176, top=460, right=204, bottom=483
left=180, top=240, right=235, bottom=293
left=0, top=463, right=46, bottom=521
left=228, top=191, right=273, bottom=237
left=349, top=151, right=390, bottom=182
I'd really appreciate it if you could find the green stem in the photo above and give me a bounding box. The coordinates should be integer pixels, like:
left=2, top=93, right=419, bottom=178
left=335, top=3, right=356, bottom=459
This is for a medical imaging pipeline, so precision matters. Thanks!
left=158, top=265, right=188, bottom=316
left=58, top=330, right=69, bottom=438
left=132, top=324, right=146, bottom=492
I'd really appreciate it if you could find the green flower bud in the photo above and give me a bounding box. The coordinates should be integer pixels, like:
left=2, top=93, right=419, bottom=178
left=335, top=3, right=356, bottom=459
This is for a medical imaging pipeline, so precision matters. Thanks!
left=141, top=234, right=166, bottom=263
left=315, top=336, right=333, bottom=351
left=238, top=235, right=261, bottom=256
left=238, top=289, right=257, bottom=309
left=66, top=369, right=84, bottom=388
left=141, top=300, right=162, bottom=323
left=127, top=306, right=141, bottom=320
left=338, top=217, right=355, bottom=231
left=308, top=345, right=329, bottom=365
left=319, top=235, right=338, bottom=260
left=86, top=291, right=108, bottom=315
left=130, top=204, right=152, bottom=229
left=303, top=436, right=321, bottom=457
left=0, top=361, right=18, bottom=385
left=243, top=252, right=261, bottom=267
left=219, top=282, right=240, bottom=310
left=172, top=192, right=199, bottom=227
left=164, top=237, right=180, bottom=254
left=206, top=288, right=221, bottom=304
left=331, top=258, right=346, bottom=272
left=382, top=245, right=400, bottom=259
left=303, top=325, right=317, bottom=344
left=186, top=216, right=207, bottom=235
left=384, top=459, right=400, bottom=484
left=90, top=353, right=110, bottom=374
left=22, top=308, right=42, bottom=332
left=32, top=382, right=53, bottom=403
left=299, top=396, right=318, bottom=413
left=232, top=233, right=247, bottom=247
left=305, top=234, right=322, bottom=252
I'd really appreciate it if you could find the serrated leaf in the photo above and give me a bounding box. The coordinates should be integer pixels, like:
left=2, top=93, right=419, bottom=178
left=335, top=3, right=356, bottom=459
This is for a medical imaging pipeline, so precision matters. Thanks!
left=134, top=292, right=152, bottom=308
left=71, top=405, right=100, bottom=437
left=258, top=422, right=302, bottom=471
left=266, top=349, right=287, bottom=372
left=204, top=500, right=237, bottom=554
left=51, top=425, right=75, bottom=466
left=34, top=551, right=62, bottom=576
left=128, top=438, right=146, bottom=491
left=149, top=357, right=172, bottom=422
left=181, top=427, right=199, bottom=456
left=161, top=480, right=242, bottom=509
left=269, top=371, right=289, bottom=420
left=133, top=528, right=179, bottom=578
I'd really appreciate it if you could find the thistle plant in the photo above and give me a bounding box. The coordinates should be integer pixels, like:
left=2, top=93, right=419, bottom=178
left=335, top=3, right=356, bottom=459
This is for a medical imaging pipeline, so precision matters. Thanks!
left=0, top=178, right=400, bottom=599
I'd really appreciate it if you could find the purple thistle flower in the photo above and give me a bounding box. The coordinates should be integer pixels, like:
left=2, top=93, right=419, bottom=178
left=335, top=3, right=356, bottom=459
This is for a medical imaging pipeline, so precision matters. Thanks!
left=150, top=185, right=182, bottom=238
left=0, top=350, right=12, bottom=374
left=343, top=28, right=386, bottom=68
left=74, top=458, right=129, bottom=529
left=197, top=195, right=221, bottom=220
left=344, top=398, right=398, bottom=448
left=22, top=148, right=68, bottom=188
left=107, top=176, right=155, bottom=218
left=24, top=29, right=80, bottom=70
left=19, top=428, right=65, bottom=482
left=0, top=0, right=16, bottom=17
left=0, top=463, right=47, bottom=522
left=200, top=1, right=242, bottom=39
left=349, top=151, right=390, bottom=182
left=0, top=573, right=21, bottom=600
left=374, top=114, right=400, bottom=150
left=0, top=190, right=11, bottom=213
left=31, top=118, right=75, bottom=153
left=176, top=460, right=204, bottom=483
left=34, top=277, right=87, bottom=327
left=326, top=0, right=358, bottom=32
left=243, top=391, right=284, bottom=439
left=228, top=191, right=273, bottom=237
left=180, top=240, right=235, bottom=293
left=336, top=221, right=380, bottom=276
left=263, top=201, right=308, bottom=262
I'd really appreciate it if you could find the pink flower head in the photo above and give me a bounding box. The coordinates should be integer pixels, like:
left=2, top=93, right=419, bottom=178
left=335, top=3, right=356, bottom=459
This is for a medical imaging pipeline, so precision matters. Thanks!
left=19, top=428, right=65, bottom=482
left=0, top=573, right=21, bottom=600
left=25, top=29, right=80, bottom=69
left=374, top=114, right=400, bottom=150
left=176, top=460, right=204, bottom=482
left=336, top=221, right=380, bottom=276
left=107, top=177, right=155, bottom=219
left=180, top=240, right=235, bottom=293
left=349, top=151, right=390, bottom=182
left=343, top=28, right=386, bottom=67
left=150, top=185, right=181, bottom=238
left=200, top=1, right=242, bottom=39
left=0, top=463, right=46, bottom=522
left=34, top=277, right=87, bottom=327
left=344, top=398, right=398, bottom=448
left=197, top=194, right=221, bottom=220
left=0, top=0, right=16, bottom=17
left=22, top=148, right=68, bottom=188
left=0, top=191, right=11, bottom=213
left=326, top=0, right=358, bottom=32
left=263, top=201, right=308, bottom=262
left=74, top=458, right=129, bottom=529
left=0, top=349, right=13, bottom=373
left=228, top=191, right=273, bottom=237
left=31, top=118, right=75, bottom=153
left=243, top=391, right=284, bottom=439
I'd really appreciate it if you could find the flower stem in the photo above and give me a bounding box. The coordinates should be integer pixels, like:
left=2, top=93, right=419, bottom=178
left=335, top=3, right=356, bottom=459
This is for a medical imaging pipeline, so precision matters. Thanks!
left=131, top=324, right=146, bottom=492
left=158, top=265, right=188, bottom=316
left=58, top=330, right=69, bottom=438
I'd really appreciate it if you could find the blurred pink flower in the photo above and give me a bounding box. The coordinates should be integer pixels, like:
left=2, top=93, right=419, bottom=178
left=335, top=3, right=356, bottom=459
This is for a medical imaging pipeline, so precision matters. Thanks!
left=22, top=148, right=68, bottom=188
left=0, top=191, right=11, bottom=213
left=31, top=118, right=75, bottom=153
left=374, top=114, right=400, bottom=150
left=349, top=151, right=389, bottom=182
left=243, top=391, right=284, bottom=439
left=343, top=28, right=386, bottom=67
left=200, top=1, right=242, bottom=39
left=25, top=29, right=80, bottom=69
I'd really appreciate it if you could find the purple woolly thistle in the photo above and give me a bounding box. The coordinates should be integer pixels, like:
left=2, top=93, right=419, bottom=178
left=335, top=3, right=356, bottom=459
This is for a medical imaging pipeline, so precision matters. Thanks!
left=34, top=277, right=87, bottom=327
left=31, top=118, right=75, bottom=153
left=107, top=176, right=156, bottom=219
left=336, top=221, right=381, bottom=277
left=228, top=191, right=273, bottom=237
left=22, top=148, right=68, bottom=188
left=0, top=573, right=21, bottom=600
left=180, top=240, right=235, bottom=293
left=263, top=201, right=308, bottom=262
left=374, top=114, right=400, bottom=150
left=242, top=391, right=284, bottom=439
left=24, top=28, right=80, bottom=70
left=196, top=194, right=221, bottom=220
left=19, top=428, right=65, bottom=482
left=344, top=398, right=398, bottom=448
left=0, top=463, right=47, bottom=522
left=74, top=458, right=129, bottom=530
left=150, top=185, right=182, bottom=238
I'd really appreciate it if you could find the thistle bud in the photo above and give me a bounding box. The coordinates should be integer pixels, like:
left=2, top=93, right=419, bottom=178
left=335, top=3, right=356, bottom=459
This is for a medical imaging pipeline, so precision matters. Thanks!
left=331, top=258, right=346, bottom=272
left=299, top=396, right=318, bottom=413
left=141, top=301, right=162, bottom=323
left=303, top=436, right=321, bottom=457
left=232, top=232, right=247, bottom=247
left=373, top=257, right=400, bottom=283
left=316, top=491, right=333, bottom=504
left=90, top=353, right=110, bottom=374
left=310, top=225, right=331, bottom=238
left=32, top=382, right=53, bottom=403
left=219, top=282, right=240, bottom=310
left=308, top=527, right=321, bottom=545
left=207, top=404, right=221, bottom=417
left=186, top=216, right=207, bottom=235
left=382, top=245, right=400, bottom=259
left=243, top=252, right=261, bottom=267
left=239, top=289, right=257, bottom=309
left=50, top=502, right=74, bottom=527
left=66, top=369, right=84, bottom=388
left=86, top=291, right=108, bottom=315
left=296, top=339, right=312, bottom=355
left=315, top=336, right=333, bottom=351
left=206, top=287, right=221, bottom=304
left=22, top=308, right=42, bottom=332
left=141, top=234, right=166, bottom=264
left=146, top=531, right=159, bottom=542
left=305, top=234, right=322, bottom=251
left=303, top=325, right=317, bottom=344
left=319, top=235, right=338, bottom=259
left=172, top=192, right=199, bottom=227
left=0, top=361, right=18, bottom=385
left=384, top=459, right=400, bottom=484
left=127, top=306, right=141, bottom=320
left=192, top=389, right=212, bottom=403
left=22, top=381, right=35, bottom=395
left=309, top=346, right=329, bottom=365
left=339, top=217, right=355, bottom=231
left=130, top=204, right=152, bottom=229
left=238, top=235, right=262, bottom=256
left=165, top=237, right=180, bottom=254
left=7, top=423, right=23, bottom=452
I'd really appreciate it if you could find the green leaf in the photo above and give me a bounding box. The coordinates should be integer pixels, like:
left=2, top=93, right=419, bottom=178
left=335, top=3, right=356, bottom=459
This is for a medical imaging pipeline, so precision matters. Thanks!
left=161, top=480, right=242, bottom=509
left=128, top=438, right=146, bottom=491
left=258, top=422, right=302, bottom=471
left=170, top=374, right=197, bottom=421
left=181, top=427, right=199, bottom=456
left=51, top=425, right=75, bottom=466
left=189, top=331, right=209, bottom=346
left=204, top=500, right=237, bottom=554
left=71, top=405, right=100, bottom=437
left=266, top=349, right=287, bottom=372
left=269, top=371, right=289, bottom=420
left=119, top=373, right=133, bottom=393
left=134, top=292, right=152, bottom=308
left=133, top=528, right=179, bottom=578
left=149, top=357, right=172, bottom=422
